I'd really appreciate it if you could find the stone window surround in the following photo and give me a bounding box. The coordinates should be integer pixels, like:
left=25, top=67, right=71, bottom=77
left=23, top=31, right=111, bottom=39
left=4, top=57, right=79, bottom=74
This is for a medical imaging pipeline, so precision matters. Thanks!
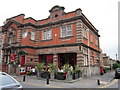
left=30, top=31, right=35, bottom=41
left=42, top=29, right=52, bottom=40
left=60, top=24, right=73, bottom=38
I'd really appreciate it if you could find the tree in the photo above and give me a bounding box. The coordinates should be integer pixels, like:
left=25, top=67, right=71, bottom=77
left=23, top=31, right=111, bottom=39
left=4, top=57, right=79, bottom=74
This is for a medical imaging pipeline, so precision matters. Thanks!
left=49, top=63, right=57, bottom=80
left=36, top=63, right=44, bottom=78
left=63, top=64, right=72, bottom=81
left=116, top=60, right=120, bottom=64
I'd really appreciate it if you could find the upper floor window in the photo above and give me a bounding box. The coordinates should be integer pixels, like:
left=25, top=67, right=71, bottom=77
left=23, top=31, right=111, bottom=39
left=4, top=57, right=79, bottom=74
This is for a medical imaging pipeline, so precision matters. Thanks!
left=61, top=26, right=66, bottom=37
left=83, top=28, right=87, bottom=39
left=61, top=25, right=72, bottom=37
left=90, top=32, right=93, bottom=43
left=31, top=32, right=35, bottom=40
left=83, top=48, right=88, bottom=66
left=8, top=32, right=14, bottom=44
left=95, top=36, right=98, bottom=46
left=42, top=29, right=52, bottom=40
left=22, top=31, right=28, bottom=38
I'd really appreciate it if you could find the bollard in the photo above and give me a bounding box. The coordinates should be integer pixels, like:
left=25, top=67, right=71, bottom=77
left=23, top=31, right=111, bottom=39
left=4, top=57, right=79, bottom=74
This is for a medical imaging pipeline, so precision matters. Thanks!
left=47, top=77, right=49, bottom=85
left=97, top=79, right=100, bottom=85
left=23, top=75, right=26, bottom=82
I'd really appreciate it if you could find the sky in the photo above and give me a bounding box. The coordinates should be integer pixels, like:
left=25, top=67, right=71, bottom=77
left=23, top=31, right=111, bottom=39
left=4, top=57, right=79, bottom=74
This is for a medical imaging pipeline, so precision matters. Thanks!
left=0, top=0, right=119, bottom=60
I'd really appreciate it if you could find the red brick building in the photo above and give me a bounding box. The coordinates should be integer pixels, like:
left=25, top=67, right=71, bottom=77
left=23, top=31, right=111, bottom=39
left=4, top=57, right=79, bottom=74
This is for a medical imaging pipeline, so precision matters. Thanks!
left=0, top=27, right=3, bottom=71
left=1, top=5, right=101, bottom=76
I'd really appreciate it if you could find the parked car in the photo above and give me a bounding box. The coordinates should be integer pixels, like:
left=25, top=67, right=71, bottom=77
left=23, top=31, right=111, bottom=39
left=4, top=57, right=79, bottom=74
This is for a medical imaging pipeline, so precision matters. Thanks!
left=0, top=71, right=23, bottom=90
left=115, top=68, right=120, bottom=79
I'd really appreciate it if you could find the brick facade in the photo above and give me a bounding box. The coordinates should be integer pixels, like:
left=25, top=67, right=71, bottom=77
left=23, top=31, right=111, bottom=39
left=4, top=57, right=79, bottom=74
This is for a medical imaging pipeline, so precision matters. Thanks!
left=1, top=5, right=101, bottom=76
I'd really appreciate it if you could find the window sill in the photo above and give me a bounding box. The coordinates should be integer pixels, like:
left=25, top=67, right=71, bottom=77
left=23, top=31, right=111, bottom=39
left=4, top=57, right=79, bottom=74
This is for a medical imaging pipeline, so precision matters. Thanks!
left=59, top=35, right=74, bottom=39
left=41, top=39, right=53, bottom=42
left=29, top=39, right=36, bottom=42
left=83, top=37, right=88, bottom=40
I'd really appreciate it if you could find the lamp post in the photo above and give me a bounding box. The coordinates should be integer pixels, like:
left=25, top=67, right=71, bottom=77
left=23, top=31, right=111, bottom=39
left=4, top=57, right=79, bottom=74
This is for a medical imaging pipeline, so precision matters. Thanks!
left=116, top=54, right=117, bottom=61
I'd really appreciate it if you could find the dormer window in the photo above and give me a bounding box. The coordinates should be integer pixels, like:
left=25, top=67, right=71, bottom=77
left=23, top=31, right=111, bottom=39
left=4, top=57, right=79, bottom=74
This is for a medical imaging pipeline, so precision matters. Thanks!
left=49, top=5, right=65, bottom=22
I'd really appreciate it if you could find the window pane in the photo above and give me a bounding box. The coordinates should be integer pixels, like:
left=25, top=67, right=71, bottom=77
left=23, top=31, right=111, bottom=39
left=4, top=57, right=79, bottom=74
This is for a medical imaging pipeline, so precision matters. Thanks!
left=43, top=31, right=46, bottom=40
left=61, top=26, right=66, bottom=37
left=31, top=32, right=35, bottom=40
left=84, top=55, right=88, bottom=66
left=47, top=30, right=51, bottom=39
left=83, top=29, right=87, bottom=38
left=67, top=25, right=72, bottom=36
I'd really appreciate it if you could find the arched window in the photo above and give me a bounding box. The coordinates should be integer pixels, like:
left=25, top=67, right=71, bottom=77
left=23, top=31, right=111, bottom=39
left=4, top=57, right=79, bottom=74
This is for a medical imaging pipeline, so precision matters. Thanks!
left=8, top=32, right=14, bottom=44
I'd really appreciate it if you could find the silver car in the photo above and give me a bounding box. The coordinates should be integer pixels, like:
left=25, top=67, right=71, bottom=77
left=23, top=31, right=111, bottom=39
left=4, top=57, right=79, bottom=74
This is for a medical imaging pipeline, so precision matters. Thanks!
left=0, top=72, right=23, bottom=90
left=115, top=68, right=120, bottom=79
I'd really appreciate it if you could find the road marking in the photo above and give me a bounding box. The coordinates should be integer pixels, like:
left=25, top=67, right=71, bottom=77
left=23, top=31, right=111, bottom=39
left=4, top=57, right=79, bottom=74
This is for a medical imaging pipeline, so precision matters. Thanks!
left=99, top=79, right=118, bottom=88
left=22, top=82, right=63, bottom=88
left=100, top=81, right=107, bottom=84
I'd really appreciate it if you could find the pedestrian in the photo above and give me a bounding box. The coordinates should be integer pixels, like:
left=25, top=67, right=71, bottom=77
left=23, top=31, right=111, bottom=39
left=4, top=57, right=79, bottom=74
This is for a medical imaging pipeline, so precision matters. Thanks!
left=70, top=65, right=73, bottom=71
left=32, top=68, right=36, bottom=75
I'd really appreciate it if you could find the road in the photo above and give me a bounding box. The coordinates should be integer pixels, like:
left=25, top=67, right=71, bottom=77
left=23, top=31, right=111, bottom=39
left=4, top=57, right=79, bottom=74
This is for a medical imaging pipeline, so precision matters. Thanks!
left=12, top=70, right=119, bottom=89
left=21, top=78, right=119, bottom=89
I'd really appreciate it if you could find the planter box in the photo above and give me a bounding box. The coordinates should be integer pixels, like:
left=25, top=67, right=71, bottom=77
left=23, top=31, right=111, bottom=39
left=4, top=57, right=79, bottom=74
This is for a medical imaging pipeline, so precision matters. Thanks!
left=72, top=70, right=80, bottom=80
left=41, top=71, right=50, bottom=79
left=55, top=72, right=66, bottom=80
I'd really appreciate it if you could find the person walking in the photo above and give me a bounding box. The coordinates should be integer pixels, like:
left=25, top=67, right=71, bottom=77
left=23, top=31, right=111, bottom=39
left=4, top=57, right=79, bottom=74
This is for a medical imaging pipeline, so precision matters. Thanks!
left=32, top=68, right=36, bottom=75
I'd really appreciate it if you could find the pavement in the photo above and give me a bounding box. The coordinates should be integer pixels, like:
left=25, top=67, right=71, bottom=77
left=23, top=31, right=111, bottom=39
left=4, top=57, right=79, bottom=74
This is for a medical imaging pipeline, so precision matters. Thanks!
left=11, top=70, right=118, bottom=88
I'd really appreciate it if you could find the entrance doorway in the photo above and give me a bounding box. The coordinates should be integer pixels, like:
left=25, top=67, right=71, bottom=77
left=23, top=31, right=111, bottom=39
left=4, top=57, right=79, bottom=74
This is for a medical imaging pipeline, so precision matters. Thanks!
left=58, top=53, right=77, bottom=69
left=20, top=56, right=25, bottom=66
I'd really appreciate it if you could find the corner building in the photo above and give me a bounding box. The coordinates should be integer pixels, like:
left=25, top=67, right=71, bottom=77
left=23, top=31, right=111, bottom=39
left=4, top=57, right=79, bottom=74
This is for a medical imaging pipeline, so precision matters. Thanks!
left=2, top=5, right=101, bottom=76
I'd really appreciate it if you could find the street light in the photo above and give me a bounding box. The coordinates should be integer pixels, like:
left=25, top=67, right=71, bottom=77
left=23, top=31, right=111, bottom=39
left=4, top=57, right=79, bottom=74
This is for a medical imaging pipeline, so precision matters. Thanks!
left=116, top=54, right=117, bottom=61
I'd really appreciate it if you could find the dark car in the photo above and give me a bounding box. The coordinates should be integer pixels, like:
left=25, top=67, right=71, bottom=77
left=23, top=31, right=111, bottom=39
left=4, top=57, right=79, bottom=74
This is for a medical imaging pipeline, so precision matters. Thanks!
left=0, top=72, right=23, bottom=90
left=115, top=68, right=120, bottom=79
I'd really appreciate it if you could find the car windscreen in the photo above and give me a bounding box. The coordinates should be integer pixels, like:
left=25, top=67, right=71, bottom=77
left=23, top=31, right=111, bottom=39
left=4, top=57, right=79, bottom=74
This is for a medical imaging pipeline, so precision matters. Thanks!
left=0, top=73, right=17, bottom=86
left=117, top=69, right=120, bottom=72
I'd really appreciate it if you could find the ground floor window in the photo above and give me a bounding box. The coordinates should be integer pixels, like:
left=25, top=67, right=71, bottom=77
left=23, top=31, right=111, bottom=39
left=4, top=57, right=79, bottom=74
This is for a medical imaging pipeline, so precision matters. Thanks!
left=38, top=54, right=53, bottom=65
left=84, top=55, right=88, bottom=66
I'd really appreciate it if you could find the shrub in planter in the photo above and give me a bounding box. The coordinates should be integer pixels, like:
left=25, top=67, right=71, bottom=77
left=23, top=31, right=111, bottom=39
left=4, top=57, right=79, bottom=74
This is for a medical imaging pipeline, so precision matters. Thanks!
left=49, top=64, right=57, bottom=80
left=72, top=70, right=80, bottom=80
left=56, top=72, right=66, bottom=80
left=104, top=67, right=109, bottom=72
left=26, top=71, right=31, bottom=75
left=36, top=63, right=44, bottom=78
left=63, top=64, right=72, bottom=81
left=113, top=63, right=119, bottom=70
left=41, top=71, right=50, bottom=79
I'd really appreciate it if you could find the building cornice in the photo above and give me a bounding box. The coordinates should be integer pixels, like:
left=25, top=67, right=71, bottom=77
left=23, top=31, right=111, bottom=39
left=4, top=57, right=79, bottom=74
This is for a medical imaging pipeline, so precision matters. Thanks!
left=3, top=43, right=100, bottom=53
left=18, top=16, right=100, bottom=36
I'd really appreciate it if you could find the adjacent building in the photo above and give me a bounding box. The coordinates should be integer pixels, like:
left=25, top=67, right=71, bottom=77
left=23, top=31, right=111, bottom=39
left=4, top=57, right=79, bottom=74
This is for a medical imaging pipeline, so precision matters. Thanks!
left=102, top=53, right=116, bottom=69
left=1, top=5, right=101, bottom=76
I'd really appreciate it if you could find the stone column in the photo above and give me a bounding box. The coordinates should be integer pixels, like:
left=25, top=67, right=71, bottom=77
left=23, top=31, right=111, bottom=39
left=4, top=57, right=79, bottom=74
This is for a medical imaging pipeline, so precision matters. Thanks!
left=16, top=66, right=20, bottom=76
left=35, top=31, right=39, bottom=46
left=53, top=54, right=58, bottom=65
left=76, top=51, right=84, bottom=66
left=17, top=28, right=22, bottom=45
left=76, top=20, right=83, bottom=43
